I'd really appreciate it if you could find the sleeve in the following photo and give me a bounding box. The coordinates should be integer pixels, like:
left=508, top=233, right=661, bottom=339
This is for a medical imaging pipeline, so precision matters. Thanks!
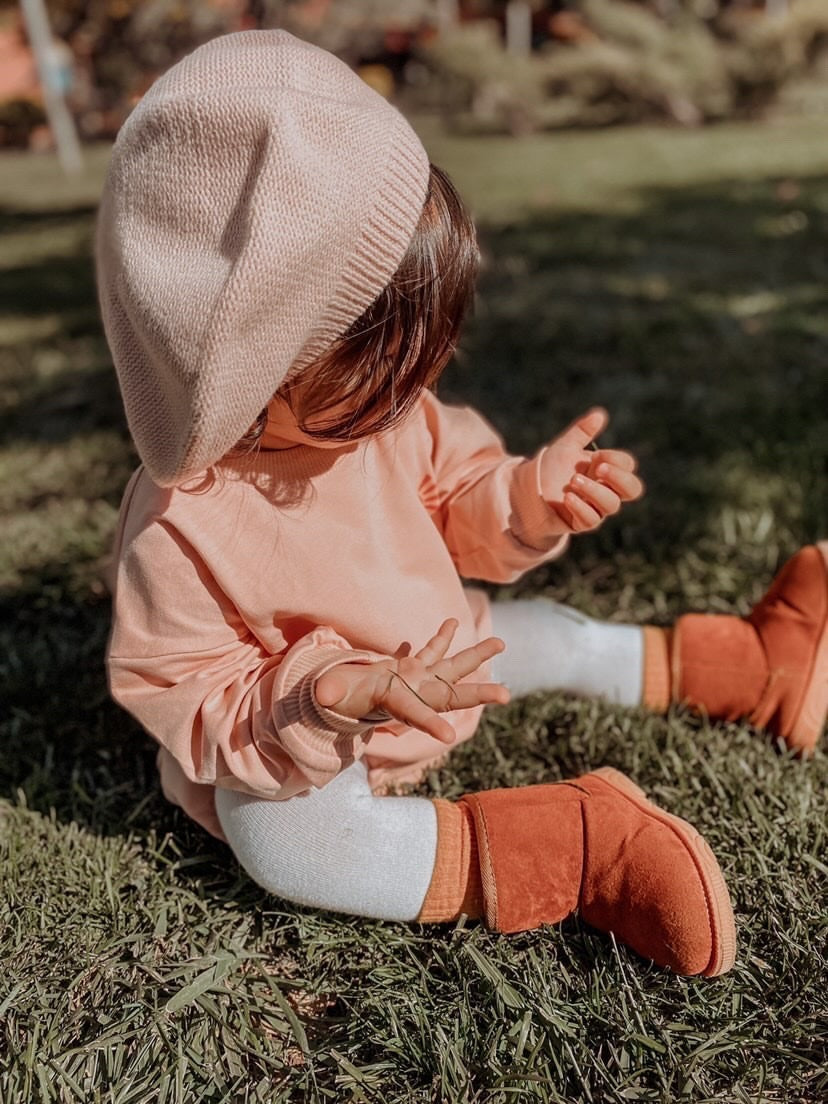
left=420, top=391, right=569, bottom=584
left=107, top=518, right=387, bottom=798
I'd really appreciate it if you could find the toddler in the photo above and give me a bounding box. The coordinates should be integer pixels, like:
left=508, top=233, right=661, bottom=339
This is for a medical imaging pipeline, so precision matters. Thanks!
left=98, top=31, right=827, bottom=978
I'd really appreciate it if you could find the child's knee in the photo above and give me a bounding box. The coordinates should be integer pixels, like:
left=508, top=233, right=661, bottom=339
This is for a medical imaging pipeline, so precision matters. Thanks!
left=214, top=788, right=297, bottom=895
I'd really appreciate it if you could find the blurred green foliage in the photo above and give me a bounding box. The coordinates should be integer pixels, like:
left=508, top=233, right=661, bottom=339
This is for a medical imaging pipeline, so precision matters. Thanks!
left=0, top=96, right=46, bottom=147
left=2, top=0, right=828, bottom=144
left=6, top=0, right=231, bottom=131
left=418, top=0, right=828, bottom=132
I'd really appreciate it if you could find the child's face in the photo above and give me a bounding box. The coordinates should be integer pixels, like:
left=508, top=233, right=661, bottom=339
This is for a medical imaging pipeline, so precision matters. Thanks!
left=286, top=383, right=359, bottom=437
left=263, top=384, right=371, bottom=450
left=285, top=326, right=404, bottom=442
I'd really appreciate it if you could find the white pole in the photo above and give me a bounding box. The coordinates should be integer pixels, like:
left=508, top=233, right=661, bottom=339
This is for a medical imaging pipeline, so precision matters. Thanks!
left=19, top=0, right=83, bottom=174
left=436, top=0, right=459, bottom=29
left=505, top=1, right=531, bottom=57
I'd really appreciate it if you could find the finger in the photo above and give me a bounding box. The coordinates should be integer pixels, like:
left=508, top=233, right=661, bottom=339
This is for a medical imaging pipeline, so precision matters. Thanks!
left=589, top=448, right=637, bottom=473
left=590, top=463, right=645, bottom=502
left=437, top=681, right=511, bottom=710
left=390, top=673, right=510, bottom=715
left=569, top=473, right=621, bottom=517
left=314, top=669, right=348, bottom=709
left=558, top=406, right=609, bottom=450
left=379, top=675, right=457, bottom=744
left=564, top=490, right=602, bottom=532
left=548, top=499, right=576, bottom=531
left=432, top=635, right=505, bottom=683
left=415, top=619, right=458, bottom=666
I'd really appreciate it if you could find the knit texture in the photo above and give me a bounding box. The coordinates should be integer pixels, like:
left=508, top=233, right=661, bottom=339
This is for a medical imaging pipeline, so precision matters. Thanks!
left=642, top=625, right=672, bottom=712
left=215, top=761, right=439, bottom=923
left=415, top=798, right=484, bottom=922
left=96, top=30, right=430, bottom=486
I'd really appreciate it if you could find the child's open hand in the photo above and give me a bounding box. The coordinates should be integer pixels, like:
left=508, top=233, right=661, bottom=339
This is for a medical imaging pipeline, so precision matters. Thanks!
left=314, top=619, right=510, bottom=744
left=540, top=407, right=643, bottom=533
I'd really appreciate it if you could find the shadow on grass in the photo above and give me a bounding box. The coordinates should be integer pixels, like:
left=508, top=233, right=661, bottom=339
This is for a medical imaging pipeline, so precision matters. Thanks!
left=0, top=245, right=98, bottom=321
left=0, top=582, right=174, bottom=837
left=459, top=175, right=828, bottom=543
left=1, top=173, right=826, bottom=836
left=0, top=202, right=99, bottom=235
left=0, top=202, right=126, bottom=448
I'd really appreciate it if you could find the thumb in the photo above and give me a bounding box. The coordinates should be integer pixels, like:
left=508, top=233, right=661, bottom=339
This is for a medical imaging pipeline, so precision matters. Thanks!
left=314, top=669, right=348, bottom=709
left=562, top=407, right=609, bottom=449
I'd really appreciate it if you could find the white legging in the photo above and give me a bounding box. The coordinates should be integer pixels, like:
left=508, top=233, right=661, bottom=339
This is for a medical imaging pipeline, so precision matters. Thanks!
left=216, top=759, right=436, bottom=921
left=215, top=599, right=643, bottom=919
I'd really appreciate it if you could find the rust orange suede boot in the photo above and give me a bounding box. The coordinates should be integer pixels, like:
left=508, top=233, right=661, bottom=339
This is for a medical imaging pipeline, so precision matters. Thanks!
left=417, top=769, right=736, bottom=977
left=643, top=543, right=828, bottom=753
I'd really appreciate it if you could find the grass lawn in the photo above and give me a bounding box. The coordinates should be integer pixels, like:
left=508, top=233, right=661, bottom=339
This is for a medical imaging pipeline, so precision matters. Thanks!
left=1, top=114, right=827, bottom=1102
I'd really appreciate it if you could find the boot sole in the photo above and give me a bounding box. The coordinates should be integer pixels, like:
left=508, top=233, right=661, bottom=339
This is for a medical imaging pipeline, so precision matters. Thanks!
left=787, top=540, right=828, bottom=754
left=590, top=767, right=737, bottom=977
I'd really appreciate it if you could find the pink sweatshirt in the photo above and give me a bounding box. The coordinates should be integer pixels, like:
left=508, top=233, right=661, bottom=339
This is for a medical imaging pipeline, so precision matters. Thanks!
left=107, top=391, right=568, bottom=839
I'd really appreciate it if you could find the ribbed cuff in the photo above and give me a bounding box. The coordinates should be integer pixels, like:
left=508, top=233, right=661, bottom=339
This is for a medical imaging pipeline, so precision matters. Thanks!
left=289, top=113, right=429, bottom=377
left=273, top=637, right=387, bottom=789
left=642, top=626, right=673, bottom=711
left=416, top=798, right=483, bottom=923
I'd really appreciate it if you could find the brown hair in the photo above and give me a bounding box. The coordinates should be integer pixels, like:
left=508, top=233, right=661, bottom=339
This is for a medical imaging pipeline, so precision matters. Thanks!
left=236, top=163, right=479, bottom=449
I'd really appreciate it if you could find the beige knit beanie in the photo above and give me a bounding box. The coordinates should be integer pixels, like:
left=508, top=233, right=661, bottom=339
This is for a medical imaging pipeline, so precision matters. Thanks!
left=96, top=30, right=430, bottom=486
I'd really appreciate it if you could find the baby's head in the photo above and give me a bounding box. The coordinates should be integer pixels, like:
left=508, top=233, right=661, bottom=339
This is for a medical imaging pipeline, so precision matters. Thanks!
left=96, top=30, right=475, bottom=486
left=245, top=161, right=478, bottom=448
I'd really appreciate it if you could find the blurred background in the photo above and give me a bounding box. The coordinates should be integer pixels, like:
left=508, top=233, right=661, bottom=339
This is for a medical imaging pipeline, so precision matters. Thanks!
left=2, top=0, right=828, bottom=152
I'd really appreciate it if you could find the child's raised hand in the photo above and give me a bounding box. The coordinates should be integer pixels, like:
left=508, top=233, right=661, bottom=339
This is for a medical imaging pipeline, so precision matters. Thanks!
left=314, top=619, right=510, bottom=745
left=539, top=407, right=644, bottom=533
